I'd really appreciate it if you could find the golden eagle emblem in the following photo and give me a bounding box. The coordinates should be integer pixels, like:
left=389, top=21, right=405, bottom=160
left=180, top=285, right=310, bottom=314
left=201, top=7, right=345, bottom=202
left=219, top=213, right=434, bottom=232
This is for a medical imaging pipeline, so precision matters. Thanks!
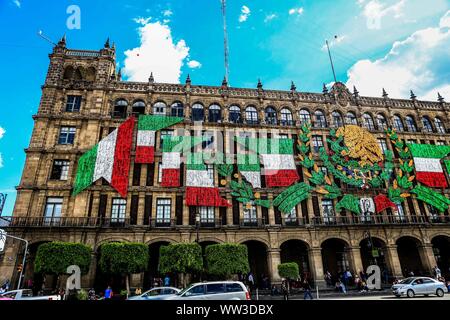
left=336, top=125, right=383, bottom=166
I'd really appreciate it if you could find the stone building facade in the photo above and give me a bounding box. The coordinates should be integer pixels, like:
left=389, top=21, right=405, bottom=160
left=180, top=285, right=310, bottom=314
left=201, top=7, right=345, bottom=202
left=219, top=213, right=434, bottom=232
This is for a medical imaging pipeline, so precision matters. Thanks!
left=1, top=38, right=449, bottom=290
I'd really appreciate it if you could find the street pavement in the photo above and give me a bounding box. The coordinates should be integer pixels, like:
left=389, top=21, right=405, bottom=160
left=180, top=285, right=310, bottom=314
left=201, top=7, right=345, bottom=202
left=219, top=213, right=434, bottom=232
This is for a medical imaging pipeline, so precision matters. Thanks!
left=316, top=294, right=450, bottom=300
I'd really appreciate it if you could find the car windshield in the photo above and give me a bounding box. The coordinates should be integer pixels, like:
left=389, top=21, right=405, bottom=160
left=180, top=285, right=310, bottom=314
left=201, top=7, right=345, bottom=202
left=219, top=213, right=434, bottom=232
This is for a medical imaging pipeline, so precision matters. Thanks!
left=177, top=284, right=195, bottom=295
left=399, top=278, right=414, bottom=284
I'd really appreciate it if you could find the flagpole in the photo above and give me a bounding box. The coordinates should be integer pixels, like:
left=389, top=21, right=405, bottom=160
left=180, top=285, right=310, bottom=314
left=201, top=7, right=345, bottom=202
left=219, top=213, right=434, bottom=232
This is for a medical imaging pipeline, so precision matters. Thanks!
left=326, top=40, right=337, bottom=83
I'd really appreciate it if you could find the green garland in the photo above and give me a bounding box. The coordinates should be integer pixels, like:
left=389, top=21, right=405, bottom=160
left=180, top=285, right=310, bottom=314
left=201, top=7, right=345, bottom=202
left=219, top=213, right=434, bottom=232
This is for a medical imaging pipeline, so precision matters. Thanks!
left=335, top=194, right=361, bottom=215
left=411, top=184, right=450, bottom=213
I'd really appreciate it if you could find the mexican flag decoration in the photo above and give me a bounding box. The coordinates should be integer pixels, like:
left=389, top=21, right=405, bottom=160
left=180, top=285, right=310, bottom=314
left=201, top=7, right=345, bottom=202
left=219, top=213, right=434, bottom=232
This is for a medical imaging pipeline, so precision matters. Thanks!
left=408, top=144, right=450, bottom=188
left=374, top=194, right=397, bottom=213
left=237, top=153, right=261, bottom=188
left=135, top=115, right=184, bottom=163
left=236, top=137, right=299, bottom=187
left=73, top=117, right=135, bottom=198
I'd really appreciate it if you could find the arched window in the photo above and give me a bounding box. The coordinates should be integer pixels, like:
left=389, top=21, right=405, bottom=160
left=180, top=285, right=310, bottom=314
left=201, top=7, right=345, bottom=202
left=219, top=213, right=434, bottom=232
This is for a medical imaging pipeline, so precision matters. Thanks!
left=208, top=104, right=222, bottom=123
left=113, top=99, right=128, bottom=118
left=191, top=103, right=204, bottom=122
left=405, top=116, right=417, bottom=132
left=229, top=105, right=241, bottom=123
left=422, top=116, right=433, bottom=133
left=299, top=109, right=311, bottom=125
left=314, top=110, right=327, bottom=128
left=85, top=67, right=96, bottom=82
left=280, top=108, right=294, bottom=126
left=153, top=102, right=166, bottom=115
left=265, top=107, right=277, bottom=125
left=332, top=111, right=343, bottom=127
left=362, top=113, right=375, bottom=131
left=132, top=100, right=146, bottom=116
left=376, top=114, right=388, bottom=130
left=74, top=67, right=83, bottom=80
left=170, top=102, right=184, bottom=117
left=245, top=106, right=259, bottom=124
left=63, top=66, right=74, bottom=80
left=435, top=117, right=446, bottom=134
left=345, top=112, right=357, bottom=125
left=392, top=115, right=404, bottom=131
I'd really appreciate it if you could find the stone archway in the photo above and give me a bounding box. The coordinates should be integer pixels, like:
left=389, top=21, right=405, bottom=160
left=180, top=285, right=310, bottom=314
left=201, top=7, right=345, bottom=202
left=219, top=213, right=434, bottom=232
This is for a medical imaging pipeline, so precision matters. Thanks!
left=431, top=235, right=450, bottom=279
left=359, top=237, right=389, bottom=283
left=23, top=241, right=52, bottom=295
left=242, top=240, right=269, bottom=290
left=142, top=241, right=171, bottom=290
left=280, top=239, right=311, bottom=279
left=321, top=238, right=351, bottom=282
left=93, top=244, right=126, bottom=294
left=396, top=236, right=425, bottom=277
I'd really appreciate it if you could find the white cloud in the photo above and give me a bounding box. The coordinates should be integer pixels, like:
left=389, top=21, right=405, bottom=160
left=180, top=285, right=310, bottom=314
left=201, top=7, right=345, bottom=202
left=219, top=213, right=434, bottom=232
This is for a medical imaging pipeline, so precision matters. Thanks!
left=264, top=14, right=278, bottom=23
left=321, top=35, right=348, bottom=51
left=163, top=9, right=173, bottom=17
left=289, top=7, right=304, bottom=15
left=239, top=5, right=251, bottom=23
left=123, top=21, right=193, bottom=83
left=13, top=0, right=20, bottom=8
left=187, top=60, right=202, bottom=69
left=133, top=17, right=152, bottom=25
left=346, top=10, right=450, bottom=100
left=362, top=0, right=406, bottom=30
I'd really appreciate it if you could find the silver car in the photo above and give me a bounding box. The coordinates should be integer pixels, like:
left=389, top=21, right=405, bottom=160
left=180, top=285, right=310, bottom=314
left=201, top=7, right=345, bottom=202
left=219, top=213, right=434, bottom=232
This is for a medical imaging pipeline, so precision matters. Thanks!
left=392, top=277, right=448, bottom=298
left=166, top=281, right=250, bottom=300
left=127, top=287, right=180, bottom=300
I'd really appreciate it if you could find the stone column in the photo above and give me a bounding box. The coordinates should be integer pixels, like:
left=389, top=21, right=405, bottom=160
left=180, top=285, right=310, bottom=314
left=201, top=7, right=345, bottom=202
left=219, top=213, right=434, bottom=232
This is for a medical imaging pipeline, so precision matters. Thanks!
left=182, top=202, right=190, bottom=226
left=348, top=246, right=364, bottom=274
left=226, top=195, right=233, bottom=226
left=267, top=249, right=281, bottom=284
left=417, top=243, right=437, bottom=276
left=82, top=252, right=97, bottom=288
left=268, top=193, right=275, bottom=225
left=137, top=193, right=145, bottom=226
left=384, top=245, right=404, bottom=278
left=308, top=248, right=326, bottom=289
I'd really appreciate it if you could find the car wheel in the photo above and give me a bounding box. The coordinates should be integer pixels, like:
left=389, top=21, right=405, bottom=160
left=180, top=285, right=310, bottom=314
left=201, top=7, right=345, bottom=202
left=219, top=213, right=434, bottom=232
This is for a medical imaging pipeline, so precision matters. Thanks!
left=407, top=289, right=414, bottom=298
left=436, top=288, right=444, bottom=297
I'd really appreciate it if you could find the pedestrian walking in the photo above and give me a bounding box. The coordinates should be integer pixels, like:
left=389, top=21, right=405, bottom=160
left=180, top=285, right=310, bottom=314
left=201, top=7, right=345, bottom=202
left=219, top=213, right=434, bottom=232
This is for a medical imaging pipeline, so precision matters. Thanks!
left=135, top=287, right=142, bottom=295
left=281, top=280, right=289, bottom=300
left=433, top=266, right=441, bottom=279
left=247, top=272, right=255, bottom=291
left=302, top=279, right=313, bottom=300
left=88, top=288, right=96, bottom=300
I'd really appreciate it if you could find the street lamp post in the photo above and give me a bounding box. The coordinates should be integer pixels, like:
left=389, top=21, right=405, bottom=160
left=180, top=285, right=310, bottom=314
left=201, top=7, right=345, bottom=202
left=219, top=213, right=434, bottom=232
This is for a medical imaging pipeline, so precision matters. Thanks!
left=364, top=230, right=377, bottom=266
left=195, top=213, right=200, bottom=243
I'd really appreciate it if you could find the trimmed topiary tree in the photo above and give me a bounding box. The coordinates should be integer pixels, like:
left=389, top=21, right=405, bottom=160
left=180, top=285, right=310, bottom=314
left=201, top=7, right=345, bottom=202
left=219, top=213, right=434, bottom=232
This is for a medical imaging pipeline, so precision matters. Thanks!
left=159, top=243, right=203, bottom=287
left=98, top=242, right=149, bottom=295
left=278, top=262, right=299, bottom=290
left=35, top=242, right=92, bottom=275
left=205, top=243, right=250, bottom=280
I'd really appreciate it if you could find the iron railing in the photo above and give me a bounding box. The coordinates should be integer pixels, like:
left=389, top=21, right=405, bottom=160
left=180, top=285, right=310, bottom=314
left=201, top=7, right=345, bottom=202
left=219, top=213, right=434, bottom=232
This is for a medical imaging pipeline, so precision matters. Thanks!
left=1, top=214, right=448, bottom=228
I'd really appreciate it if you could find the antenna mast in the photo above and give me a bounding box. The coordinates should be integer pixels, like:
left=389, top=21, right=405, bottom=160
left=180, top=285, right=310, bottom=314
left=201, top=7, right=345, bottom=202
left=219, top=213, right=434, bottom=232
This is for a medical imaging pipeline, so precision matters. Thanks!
left=221, top=0, right=230, bottom=84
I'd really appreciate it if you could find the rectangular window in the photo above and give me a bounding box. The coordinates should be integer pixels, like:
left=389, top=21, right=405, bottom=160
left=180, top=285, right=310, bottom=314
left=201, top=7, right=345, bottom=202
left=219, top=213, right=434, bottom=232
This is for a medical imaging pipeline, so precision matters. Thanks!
left=44, top=197, right=63, bottom=225
left=322, top=199, right=335, bottom=224
left=111, top=198, right=126, bottom=224
left=50, top=160, right=69, bottom=180
left=58, top=127, right=76, bottom=145
left=132, top=163, right=142, bottom=186
left=130, top=195, right=139, bottom=225
left=156, top=198, right=171, bottom=226
left=243, top=205, right=257, bottom=225
left=284, top=207, right=297, bottom=224
left=65, top=95, right=82, bottom=112
left=206, top=164, right=214, bottom=181
left=199, top=206, right=215, bottom=225
left=312, top=135, right=324, bottom=153
left=144, top=195, right=152, bottom=225
left=202, top=131, right=215, bottom=150
left=377, top=139, right=388, bottom=154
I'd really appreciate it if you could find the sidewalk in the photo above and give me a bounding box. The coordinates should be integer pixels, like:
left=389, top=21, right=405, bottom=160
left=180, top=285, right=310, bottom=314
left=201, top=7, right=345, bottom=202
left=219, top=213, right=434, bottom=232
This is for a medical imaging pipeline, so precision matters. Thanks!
left=251, top=288, right=393, bottom=300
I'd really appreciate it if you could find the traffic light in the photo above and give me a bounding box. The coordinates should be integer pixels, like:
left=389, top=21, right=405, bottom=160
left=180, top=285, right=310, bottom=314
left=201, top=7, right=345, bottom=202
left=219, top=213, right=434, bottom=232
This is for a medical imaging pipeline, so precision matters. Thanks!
left=17, top=263, right=23, bottom=273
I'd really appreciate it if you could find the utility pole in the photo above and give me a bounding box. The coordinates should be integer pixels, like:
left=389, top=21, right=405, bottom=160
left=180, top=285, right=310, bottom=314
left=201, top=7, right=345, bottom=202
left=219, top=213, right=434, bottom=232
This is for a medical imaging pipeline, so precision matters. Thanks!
left=221, top=0, right=230, bottom=84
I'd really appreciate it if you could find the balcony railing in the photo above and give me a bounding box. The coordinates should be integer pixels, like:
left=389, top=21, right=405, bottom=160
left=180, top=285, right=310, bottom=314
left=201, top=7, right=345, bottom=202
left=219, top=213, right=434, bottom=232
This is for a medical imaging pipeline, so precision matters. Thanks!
left=1, top=214, right=447, bottom=229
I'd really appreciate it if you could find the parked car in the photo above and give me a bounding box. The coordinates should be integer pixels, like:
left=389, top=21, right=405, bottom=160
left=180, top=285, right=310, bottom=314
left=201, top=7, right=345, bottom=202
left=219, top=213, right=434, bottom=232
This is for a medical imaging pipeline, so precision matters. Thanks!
left=127, top=287, right=181, bottom=300
left=392, top=277, right=448, bottom=298
left=166, top=281, right=250, bottom=300
left=0, top=289, right=61, bottom=300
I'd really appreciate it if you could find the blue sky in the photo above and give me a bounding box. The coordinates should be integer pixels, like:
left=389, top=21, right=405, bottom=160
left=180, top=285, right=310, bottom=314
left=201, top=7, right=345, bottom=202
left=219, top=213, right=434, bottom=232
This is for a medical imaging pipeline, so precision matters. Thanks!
left=0, top=0, right=449, bottom=216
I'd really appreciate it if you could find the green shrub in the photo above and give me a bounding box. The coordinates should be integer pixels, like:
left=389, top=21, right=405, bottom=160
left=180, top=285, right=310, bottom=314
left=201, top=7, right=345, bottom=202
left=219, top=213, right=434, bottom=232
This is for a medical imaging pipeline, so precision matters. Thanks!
left=34, top=242, right=92, bottom=275
left=77, top=289, right=88, bottom=300
left=278, top=262, right=299, bottom=280
left=205, top=243, right=249, bottom=279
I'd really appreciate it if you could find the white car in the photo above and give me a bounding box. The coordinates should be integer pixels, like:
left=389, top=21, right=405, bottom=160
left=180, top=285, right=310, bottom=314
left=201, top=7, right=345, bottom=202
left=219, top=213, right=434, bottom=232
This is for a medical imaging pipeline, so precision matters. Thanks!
left=392, top=277, right=448, bottom=298
left=166, top=281, right=250, bottom=300
left=127, top=287, right=180, bottom=300
left=0, top=289, right=61, bottom=300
